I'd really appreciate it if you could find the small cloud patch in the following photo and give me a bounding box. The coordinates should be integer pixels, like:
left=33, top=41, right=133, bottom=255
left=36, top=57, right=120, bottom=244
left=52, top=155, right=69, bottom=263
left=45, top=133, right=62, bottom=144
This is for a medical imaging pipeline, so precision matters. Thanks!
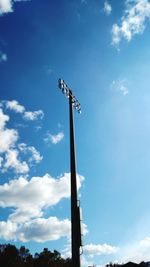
left=0, top=0, right=31, bottom=16
left=0, top=51, right=7, bottom=62
left=111, top=79, right=129, bottom=96
left=104, top=1, right=112, bottom=15
left=3, top=100, right=44, bottom=121
left=44, top=132, right=64, bottom=145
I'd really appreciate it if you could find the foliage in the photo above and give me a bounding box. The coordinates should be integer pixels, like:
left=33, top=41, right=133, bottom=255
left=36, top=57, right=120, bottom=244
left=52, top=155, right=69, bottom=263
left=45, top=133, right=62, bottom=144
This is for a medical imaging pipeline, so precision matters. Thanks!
left=0, top=244, right=72, bottom=267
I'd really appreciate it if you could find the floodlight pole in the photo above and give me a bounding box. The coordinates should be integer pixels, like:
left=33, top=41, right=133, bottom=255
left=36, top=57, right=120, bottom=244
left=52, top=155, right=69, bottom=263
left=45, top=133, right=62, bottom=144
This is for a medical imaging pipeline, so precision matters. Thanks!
left=69, top=93, right=80, bottom=267
left=58, top=79, right=81, bottom=267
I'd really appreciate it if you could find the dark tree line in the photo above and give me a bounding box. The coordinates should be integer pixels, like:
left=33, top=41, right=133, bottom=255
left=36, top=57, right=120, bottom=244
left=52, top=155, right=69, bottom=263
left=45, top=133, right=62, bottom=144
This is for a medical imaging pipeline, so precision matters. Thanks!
left=0, top=244, right=72, bottom=267
left=106, top=261, right=150, bottom=267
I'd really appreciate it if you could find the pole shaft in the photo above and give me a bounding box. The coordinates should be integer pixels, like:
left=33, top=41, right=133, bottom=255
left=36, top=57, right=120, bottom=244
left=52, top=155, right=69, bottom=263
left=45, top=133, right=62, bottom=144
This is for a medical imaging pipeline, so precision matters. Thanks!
left=69, top=95, right=80, bottom=267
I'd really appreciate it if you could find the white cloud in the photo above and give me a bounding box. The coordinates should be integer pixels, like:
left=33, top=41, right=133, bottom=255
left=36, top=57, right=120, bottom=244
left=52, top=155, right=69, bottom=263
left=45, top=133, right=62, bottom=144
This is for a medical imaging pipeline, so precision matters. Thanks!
left=9, top=207, right=43, bottom=224
left=6, top=100, right=25, bottom=113
left=0, top=173, right=83, bottom=213
left=0, top=105, right=42, bottom=174
left=111, top=79, right=129, bottom=96
left=104, top=1, right=112, bottom=15
left=0, top=0, right=12, bottom=15
left=24, top=110, right=44, bottom=121
left=3, top=100, right=44, bottom=121
left=16, top=217, right=71, bottom=242
left=0, top=108, right=28, bottom=174
left=0, top=173, right=84, bottom=242
left=0, top=217, right=71, bottom=242
left=0, top=51, right=7, bottom=62
left=44, top=132, right=64, bottom=145
left=0, top=220, right=17, bottom=240
left=0, top=128, right=18, bottom=153
left=0, top=0, right=31, bottom=15
left=0, top=109, right=18, bottom=154
left=18, top=143, right=43, bottom=163
left=84, top=243, right=119, bottom=256
left=0, top=108, right=9, bottom=129
left=112, top=0, right=150, bottom=46
left=4, top=149, right=29, bottom=173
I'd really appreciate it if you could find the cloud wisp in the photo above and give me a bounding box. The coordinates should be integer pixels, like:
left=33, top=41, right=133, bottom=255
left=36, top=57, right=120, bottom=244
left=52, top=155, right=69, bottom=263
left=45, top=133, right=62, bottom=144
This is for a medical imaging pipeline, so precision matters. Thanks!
left=111, top=79, right=129, bottom=96
left=112, top=0, right=150, bottom=46
left=0, top=51, right=7, bottom=62
left=84, top=243, right=119, bottom=257
left=104, top=1, right=112, bottom=15
left=44, top=132, right=64, bottom=145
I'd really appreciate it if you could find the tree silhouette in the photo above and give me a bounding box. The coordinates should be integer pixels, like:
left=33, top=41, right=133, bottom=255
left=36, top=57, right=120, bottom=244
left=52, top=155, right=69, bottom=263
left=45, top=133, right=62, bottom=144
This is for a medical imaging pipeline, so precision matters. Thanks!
left=0, top=243, right=72, bottom=267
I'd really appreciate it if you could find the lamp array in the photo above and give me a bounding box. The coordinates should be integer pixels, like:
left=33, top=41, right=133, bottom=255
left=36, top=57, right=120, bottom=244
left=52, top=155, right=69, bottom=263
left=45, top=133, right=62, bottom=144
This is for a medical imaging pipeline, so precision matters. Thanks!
left=58, top=79, right=81, bottom=114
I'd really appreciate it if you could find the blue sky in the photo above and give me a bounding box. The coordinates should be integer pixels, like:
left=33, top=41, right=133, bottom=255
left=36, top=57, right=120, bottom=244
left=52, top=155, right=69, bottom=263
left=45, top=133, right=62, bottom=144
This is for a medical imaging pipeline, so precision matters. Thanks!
left=1, top=0, right=150, bottom=266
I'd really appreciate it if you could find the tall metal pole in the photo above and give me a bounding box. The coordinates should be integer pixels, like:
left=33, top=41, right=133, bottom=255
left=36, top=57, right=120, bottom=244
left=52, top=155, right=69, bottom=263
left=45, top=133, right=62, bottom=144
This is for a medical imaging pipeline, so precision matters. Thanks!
left=69, top=94, right=80, bottom=267
left=58, top=79, right=82, bottom=267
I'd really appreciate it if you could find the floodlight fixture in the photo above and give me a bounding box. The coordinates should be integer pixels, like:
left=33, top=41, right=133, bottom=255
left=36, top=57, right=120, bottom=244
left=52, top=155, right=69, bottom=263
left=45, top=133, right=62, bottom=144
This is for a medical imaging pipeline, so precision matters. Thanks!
left=58, top=79, right=81, bottom=114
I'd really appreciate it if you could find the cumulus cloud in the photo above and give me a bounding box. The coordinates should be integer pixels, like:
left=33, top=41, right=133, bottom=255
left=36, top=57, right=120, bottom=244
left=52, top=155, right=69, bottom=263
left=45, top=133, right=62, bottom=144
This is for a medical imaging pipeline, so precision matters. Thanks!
left=112, top=0, right=150, bottom=46
left=0, top=173, right=84, bottom=242
left=0, top=128, right=18, bottom=153
left=0, top=108, right=28, bottom=174
left=17, top=217, right=71, bottom=242
left=0, top=108, right=18, bottom=154
left=0, top=220, right=17, bottom=240
left=111, top=79, right=129, bottom=96
left=4, top=149, right=29, bottom=173
left=0, top=110, right=18, bottom=153
left=0, top=0, right=31, bottom=16
left=3, top=100, right=44, bottom=121
left=0, top=108, right=9, bottom=129
left=18, top=143, right=43, bottom=163
left=0, top=173, right=83, bottom=213
left=44, top=132, right=64, bottom=145
left=0, top=104, right=42, bottom=174
left=0, top=217, right=71, bottom=242
left=104, top=1, right=112, bottom=15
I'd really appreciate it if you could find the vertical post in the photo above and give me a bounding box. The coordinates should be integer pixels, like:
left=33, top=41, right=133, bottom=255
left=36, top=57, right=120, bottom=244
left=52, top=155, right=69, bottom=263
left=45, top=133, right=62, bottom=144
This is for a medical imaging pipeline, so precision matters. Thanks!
left=69, top=94, right=80, bottom=267
left=58, top=79, right=81, bottom=267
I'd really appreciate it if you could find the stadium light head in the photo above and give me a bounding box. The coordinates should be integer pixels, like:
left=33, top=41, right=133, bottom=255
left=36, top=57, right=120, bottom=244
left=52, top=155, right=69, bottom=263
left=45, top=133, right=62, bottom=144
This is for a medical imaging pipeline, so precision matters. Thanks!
left=58, top=79, right=81, bottom=114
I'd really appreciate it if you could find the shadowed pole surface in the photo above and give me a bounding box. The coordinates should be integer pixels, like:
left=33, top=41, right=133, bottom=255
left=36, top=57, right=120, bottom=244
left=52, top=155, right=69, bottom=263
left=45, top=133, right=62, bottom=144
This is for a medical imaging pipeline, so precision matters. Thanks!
left=69, top=93, right=80, bottom=267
